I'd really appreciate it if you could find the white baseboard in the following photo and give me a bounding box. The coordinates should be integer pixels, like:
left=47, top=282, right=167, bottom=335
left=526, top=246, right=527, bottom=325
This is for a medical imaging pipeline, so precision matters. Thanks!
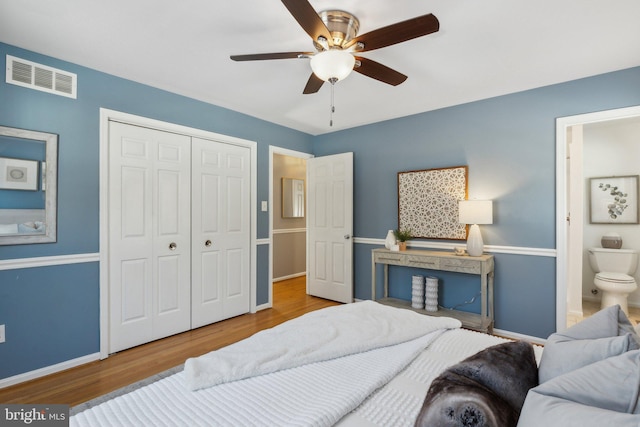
left=255, top=302, right=272, bottom=311
left=273, top=272, right=306, bottom=282
left=0, top=352, right=100, bottom=389
left=493, top=328, right=546, bottom=345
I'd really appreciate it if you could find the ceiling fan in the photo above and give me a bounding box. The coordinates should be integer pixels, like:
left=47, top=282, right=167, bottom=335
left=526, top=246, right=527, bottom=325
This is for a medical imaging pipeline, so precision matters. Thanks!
left=230, top=0, right=440, bottom=95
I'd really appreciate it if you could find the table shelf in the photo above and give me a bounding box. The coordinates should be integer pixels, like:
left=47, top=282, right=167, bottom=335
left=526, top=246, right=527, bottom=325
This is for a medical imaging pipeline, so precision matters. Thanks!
left=372, top=248, right=494, bottom=333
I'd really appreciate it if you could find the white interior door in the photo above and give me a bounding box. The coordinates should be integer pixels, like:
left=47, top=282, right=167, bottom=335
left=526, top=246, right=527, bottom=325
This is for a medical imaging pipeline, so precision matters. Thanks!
left=109, top=122, right=191, bottom=353
left=307, top=152, right=354, bottom=303
left=191, top=137, right=251, bottom=327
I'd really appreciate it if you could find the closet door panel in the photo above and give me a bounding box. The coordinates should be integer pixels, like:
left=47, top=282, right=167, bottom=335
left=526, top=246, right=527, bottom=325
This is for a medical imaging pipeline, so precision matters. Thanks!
left=152, top=134, right=191, bottom=340
left=201, top=174, right=220, bottom=233
left=110, top=126, right=154, bottom=352
left=220, top=146, right=250, bottom=319
left=157, top=170, right=181, bottom=234
left=157, top=255, right=180, bottom=313
left=121, top=167, right=147, bottom=238
left=226, top=176, right=243, bottom=232
left=120, top=259, right=149, bottom=323
left=226, top=248, right=243, bottom=297
left=200, top=251, right=221, bottom=303
left=109, top=122, right=191, bottom=352
left=192, top=138, right=250, bottom=327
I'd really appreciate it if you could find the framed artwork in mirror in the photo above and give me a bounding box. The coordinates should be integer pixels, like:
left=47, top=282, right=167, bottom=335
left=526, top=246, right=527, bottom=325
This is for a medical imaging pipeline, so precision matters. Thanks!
left=0, top=157, right=39, bottom=190
left=398, top=165, right=468, bottom=240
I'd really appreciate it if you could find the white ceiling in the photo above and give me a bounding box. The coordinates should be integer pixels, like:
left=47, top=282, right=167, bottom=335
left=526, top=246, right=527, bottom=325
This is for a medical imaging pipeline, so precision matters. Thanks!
left=1, top=0, right=639, bottom=135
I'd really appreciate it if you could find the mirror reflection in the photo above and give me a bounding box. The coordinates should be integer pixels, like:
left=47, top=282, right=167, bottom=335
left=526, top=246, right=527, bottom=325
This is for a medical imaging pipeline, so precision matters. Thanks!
left=0, top=125, right=58, bottom=245
left=282, top=177, right=305, bottom=218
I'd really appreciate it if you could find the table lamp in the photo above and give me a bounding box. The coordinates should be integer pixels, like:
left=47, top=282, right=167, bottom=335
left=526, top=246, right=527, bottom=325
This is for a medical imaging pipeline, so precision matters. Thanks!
left=459, top=200, right=493, bottom=256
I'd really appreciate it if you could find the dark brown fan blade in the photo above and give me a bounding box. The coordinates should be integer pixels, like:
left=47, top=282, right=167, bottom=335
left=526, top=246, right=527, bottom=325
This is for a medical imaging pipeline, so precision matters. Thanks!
left=345, top=14, right=439, bottom=52
left=303, top=73, right=324, bottom=94
left=281, top=0, right=333, bottom=46
left=354, top=57, right=407, bottom=86
left=230, top=52, right=312, bottom=61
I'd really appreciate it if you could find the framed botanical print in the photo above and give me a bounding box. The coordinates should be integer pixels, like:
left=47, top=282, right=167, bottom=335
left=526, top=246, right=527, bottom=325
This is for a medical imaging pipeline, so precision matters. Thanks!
left=589, top=175, right=639, bottom=224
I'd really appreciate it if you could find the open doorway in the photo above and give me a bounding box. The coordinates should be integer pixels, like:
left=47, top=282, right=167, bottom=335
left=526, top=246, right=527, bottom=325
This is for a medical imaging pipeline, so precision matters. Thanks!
left=556, top=106, right=640, bottom=332
left=269, top=147, right=312, bottom=306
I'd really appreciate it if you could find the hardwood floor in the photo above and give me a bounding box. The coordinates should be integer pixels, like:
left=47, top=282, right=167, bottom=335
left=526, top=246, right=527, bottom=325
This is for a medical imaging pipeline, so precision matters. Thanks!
left=0, top=276, right=339, bottom=406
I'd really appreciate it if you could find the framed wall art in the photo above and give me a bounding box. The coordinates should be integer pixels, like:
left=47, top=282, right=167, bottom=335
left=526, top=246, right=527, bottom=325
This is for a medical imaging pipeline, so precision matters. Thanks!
left=0, top=156, right=39, bottom=191
left=589, top=175, right=639, bottom=224
left=398, top=165, right=468, bottom=239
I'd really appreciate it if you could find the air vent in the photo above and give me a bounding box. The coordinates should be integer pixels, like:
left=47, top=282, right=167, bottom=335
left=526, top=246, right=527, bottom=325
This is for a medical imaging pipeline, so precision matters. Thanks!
left=6, top=55, right=77, bottom=99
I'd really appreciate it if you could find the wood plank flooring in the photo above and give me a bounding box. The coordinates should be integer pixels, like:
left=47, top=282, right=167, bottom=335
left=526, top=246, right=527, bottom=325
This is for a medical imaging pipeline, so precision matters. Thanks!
left=0, top=276, right=339, bottom=406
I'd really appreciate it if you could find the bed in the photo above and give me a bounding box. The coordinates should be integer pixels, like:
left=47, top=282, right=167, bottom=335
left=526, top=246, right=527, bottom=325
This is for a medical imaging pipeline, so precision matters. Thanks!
left=70, top=301, right=640, bottom=427
left=0, top=208, right=46, bottom=235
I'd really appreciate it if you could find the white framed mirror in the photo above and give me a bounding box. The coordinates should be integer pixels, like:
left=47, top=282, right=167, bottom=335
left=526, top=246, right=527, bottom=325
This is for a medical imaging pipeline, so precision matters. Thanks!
left=282, top=177, right=305, bottom=218
left=0, top=125, right=58, bottom=245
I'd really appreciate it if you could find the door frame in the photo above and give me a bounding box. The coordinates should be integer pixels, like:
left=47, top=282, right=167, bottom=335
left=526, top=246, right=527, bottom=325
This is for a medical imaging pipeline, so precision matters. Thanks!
left=267, top=146, right=313, bottom=308
left=99, top=108, right=257, bottom=359
left=555, top=105, right=640, bottom=332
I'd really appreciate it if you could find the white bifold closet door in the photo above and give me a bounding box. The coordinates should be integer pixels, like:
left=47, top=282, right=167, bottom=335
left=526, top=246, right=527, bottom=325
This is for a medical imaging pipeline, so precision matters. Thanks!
left=191, top=137, right=250, bottom=328
left=109, top=122, right=192, bottom=353
left=108, top=123, right=251, bottom=353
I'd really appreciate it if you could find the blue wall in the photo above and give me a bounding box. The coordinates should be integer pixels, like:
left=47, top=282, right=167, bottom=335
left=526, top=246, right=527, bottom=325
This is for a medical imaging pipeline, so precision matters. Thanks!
left=1, top=38, right=639, bottom=381
left=0, top=42, right=312, bottom=379
left=314, top=67, right=640, bottom=338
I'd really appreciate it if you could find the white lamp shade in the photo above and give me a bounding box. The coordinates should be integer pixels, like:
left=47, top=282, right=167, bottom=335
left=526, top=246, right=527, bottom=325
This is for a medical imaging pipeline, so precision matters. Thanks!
left=458, top=200, right=493, bottom=225
left=310, top=50, right=355, bottom=82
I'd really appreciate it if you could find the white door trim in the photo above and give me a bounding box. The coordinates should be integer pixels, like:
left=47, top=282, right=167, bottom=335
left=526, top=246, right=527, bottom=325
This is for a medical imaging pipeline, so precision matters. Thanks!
left=268, top=146, right=313, bottom=308
left=556, top=105, right=640, bottom=333
left=99, top=108, right=257, bottom=359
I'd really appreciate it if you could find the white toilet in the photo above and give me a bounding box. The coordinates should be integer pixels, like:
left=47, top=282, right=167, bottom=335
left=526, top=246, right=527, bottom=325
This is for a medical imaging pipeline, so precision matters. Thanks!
left=588, top=247, right=638, bottom=314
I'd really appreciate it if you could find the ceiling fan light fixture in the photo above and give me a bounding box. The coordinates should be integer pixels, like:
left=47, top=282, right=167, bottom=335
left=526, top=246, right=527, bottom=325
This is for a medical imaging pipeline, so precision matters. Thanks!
left=310, top=50, right=355, bottom=82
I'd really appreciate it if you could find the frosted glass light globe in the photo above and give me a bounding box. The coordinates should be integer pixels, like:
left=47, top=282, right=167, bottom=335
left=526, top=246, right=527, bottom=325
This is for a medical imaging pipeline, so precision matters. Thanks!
left=310, top=50, right=355, bottom=82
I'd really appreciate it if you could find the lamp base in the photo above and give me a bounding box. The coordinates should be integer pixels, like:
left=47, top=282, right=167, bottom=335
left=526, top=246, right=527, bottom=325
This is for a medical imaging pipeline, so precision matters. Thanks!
left=466, top=224, right=484, bottom=256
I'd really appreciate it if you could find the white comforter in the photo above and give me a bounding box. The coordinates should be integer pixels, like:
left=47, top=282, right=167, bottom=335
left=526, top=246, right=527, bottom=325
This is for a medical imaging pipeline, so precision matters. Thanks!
left=185, top=300, right=461, bottom=391
left=73, top=302, right=464, bottom=427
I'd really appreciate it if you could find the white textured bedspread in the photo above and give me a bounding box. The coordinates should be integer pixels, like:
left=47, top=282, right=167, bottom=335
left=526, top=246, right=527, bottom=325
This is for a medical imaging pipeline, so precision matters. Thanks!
left=70, top=326, right=535, bottom=426
left=185, top=300, right=461, bottom=391
left=72, top=331, right=445, bottom=427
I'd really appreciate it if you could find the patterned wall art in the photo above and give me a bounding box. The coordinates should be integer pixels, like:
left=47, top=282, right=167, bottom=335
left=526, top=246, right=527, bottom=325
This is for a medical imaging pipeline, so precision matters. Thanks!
left=589, top=175, right=639, bottom=224
left=398, top=166, right=468, bottom=239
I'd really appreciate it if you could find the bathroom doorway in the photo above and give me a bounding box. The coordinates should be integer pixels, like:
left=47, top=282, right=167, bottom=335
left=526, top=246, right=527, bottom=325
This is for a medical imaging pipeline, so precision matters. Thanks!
left=557, top=106, right=640, bottom=331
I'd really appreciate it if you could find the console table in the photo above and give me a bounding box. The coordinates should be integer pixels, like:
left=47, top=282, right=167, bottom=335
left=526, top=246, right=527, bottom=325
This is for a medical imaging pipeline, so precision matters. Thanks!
left=371, top=248, right=494, bottom=333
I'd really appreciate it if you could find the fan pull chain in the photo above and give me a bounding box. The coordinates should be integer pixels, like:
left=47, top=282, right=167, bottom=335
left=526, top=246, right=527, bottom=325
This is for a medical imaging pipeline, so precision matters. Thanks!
left=329, top=77, right=337, bottom=127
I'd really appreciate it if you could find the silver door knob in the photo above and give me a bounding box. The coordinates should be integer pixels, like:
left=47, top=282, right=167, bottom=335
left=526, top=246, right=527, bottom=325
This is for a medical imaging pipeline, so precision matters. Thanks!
left=205, top=240, right=212, bottom=247
left=344, top=234, right=351, bottom=240
left=169, top=242, right=177, bottom=250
